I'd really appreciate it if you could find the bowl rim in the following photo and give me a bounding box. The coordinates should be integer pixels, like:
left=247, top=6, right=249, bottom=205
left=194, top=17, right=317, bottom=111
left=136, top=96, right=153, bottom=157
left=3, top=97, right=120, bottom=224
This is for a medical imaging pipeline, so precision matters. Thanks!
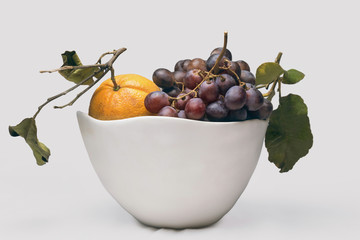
left=77, top=111, right=268, bottom=126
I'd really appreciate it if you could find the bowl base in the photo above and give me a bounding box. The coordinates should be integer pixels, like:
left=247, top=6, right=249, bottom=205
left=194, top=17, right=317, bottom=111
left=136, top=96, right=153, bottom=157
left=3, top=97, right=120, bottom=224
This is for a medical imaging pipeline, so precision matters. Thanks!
left=134, top=216, right=223, bottom=230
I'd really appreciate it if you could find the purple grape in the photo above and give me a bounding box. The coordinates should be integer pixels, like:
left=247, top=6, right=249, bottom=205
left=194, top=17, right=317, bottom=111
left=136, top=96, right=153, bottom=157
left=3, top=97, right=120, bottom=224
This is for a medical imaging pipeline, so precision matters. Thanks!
left=198, top=80, right=219, bottom=104
left=187, top=58, right=207, bottom=71
left=221, top=61, right=241, bottom=80
left=152, top=68, right=175, bottom=89
left=215, top=74, right=236, bottom=95
left=206, top=54, right=229, bottom=71
left=229, top=108, right=247, bottom=121
left=174, top=60, right=185, bottom=71
left=224, top=86, right=247, bottom=110
left=236, top=60, right=250, bottom=71
left=245, top=87, right=264, bottom=111
left=206, top=100, right=229, bottom=121
left=240, top=70, right=256, bottom=85
left=144, top=91, right=170, bottom=113
left=174, top=93, right=191, bottom=110
left=178, top=110, right=187, bottom=118
left=185, top=98, right=206, bottom=120
left=248, top=99, right=273, bottom=120
left=173, top=71, right=186, bottom=85
left=163, top=86, right=181, bottom=97
left=184, top=69, right=203, bottom=89
left=158, top=106, right=178, bottom=117
left=182, top=59, right=191, bottom=72
left=210, top=47, right=232, bottom=60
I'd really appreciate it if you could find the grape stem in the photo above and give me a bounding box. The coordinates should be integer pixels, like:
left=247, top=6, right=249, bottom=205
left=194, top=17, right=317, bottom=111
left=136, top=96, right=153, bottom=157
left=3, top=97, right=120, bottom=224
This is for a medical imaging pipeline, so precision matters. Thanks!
left=261, top=52, right=283, bottom=100
left=33, top=48, right=127, bottom=119
left=275, top=52, right=283, bottom=64
left=169, top=31, right=230, bottom=102
left=211, top=31, right=228, bottom=74
left=262, top=78, right=279, bottom=97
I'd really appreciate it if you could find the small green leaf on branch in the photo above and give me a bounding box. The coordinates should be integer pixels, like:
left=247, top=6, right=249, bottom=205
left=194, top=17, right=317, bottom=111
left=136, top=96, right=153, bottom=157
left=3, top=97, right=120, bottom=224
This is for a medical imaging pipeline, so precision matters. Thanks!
left=9, top=118, right=50, bottom=165
left=283, top=69, right=305, bottom=84
left=256, top=62, right=284, bottom=85
left=59, top=51, right=99, bottom=85
left=265, top=94, right=313, bottom=172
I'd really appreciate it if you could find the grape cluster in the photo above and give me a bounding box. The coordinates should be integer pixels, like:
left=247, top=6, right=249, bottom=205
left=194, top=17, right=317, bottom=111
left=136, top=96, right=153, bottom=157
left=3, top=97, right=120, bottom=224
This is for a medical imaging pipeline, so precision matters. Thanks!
left=144, top=48, right=273, bottom=121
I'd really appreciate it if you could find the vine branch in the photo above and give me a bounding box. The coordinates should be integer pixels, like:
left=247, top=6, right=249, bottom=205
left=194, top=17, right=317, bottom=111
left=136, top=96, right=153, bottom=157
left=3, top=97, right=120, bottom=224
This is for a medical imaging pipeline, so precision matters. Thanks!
left=261, top=52, right=284, bottom=99
left=275, top=52, right=283, bottom=64
left=33, top=47, right=127, bottom=119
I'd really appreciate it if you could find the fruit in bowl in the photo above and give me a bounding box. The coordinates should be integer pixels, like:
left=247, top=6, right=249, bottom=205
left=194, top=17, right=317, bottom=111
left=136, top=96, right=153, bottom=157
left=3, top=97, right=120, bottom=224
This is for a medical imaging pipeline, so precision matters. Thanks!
left=9, top=32, right=313, bottom=229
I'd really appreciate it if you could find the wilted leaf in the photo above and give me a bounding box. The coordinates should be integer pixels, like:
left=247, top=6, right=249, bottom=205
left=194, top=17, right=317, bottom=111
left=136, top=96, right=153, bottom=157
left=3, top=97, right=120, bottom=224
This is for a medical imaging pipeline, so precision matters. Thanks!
left=265, top=94, right=313, bottom=172
left=283, top=69, right=305, bottom=84
left=9, top=118, right=50, bottom=165
left=59, top=51, right=99, bottom=85
left=256, top=62, right=284, bottom=85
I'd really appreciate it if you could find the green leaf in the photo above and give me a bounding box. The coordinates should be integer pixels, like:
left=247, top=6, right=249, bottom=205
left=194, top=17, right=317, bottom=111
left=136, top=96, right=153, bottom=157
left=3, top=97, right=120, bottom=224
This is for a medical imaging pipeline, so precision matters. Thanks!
left=283, top=69, right=305, bottom=84
left=265, top=94, right=313, bottom=172
left=9, top=118, right=50, bottom=166
left=255, top=62, right=285, bottom=85
left=59, top=51, right=98, bottom=85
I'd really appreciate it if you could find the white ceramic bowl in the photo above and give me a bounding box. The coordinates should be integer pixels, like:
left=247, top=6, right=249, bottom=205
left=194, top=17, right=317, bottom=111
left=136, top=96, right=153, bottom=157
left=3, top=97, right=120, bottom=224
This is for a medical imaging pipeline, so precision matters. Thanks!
left=77, top=111, right=268, bottom=229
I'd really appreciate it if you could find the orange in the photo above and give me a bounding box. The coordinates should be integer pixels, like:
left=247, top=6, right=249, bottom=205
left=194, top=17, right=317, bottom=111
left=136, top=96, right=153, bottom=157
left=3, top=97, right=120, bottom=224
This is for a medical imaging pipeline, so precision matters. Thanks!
left=89, top=74, right=160, bottom=120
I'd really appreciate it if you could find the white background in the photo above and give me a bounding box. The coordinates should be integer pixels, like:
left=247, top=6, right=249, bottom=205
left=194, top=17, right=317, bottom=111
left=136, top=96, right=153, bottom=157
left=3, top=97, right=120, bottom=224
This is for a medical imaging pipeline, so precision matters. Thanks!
left=1, top=0, right=359, bottom=239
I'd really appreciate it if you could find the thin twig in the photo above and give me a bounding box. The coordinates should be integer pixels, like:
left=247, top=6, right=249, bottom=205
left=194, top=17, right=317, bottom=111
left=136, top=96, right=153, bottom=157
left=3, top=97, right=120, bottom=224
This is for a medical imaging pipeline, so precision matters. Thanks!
left=110, top=67, right=119, bottom=90
left=96, top=50, right=117, bottom=64
left=33, top=47, right=127, bottom=119
left=275, top=52, right=283, bottom=64
left=33, top=68, right=101, bottom=118
left=263, top=80, right=278, bottom=97
left=262, top=52, right=284, bottom=98
left=54, top=69, right=109, bottom=109
left=40, top=64, right=106, bottom=73
left=211, top=31, right=228, bottom=74
left=278, top=79, right=282, bottom=99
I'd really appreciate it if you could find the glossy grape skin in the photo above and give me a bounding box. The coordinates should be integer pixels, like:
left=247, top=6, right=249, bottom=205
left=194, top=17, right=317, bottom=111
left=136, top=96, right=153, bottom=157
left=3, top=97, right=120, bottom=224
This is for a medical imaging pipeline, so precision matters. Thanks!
left=174, top=93, right=191, bottom=110
left=206, top=100, right=229, bottom=121
left=221, top=61, right=241, bottom=80
left=163, top=86, right=181, bottom=97
left=185, top=98, right=206, bottom=120
left=178, top=110, right=187, bottom=118
left=215, top=74, right=236, bottom=95
left=184, top=69, right=203, bottom=89
left=173, top=70, right=186, bottom=84
left=198, top=80, right=219, bottom=104
left=245, top=87, right=264, bottom=111
left=224, top=86, right=247, bottom=110
left=144, top=91, right=170, bottom=113
left=182, top=59, right=191, bottom=72
left=210, top=47, right=232, bottom=60
left=152, top=68, right=175, bottom=89
left=229, top=108, right=247, bottom=121
left=248, top=99, right=273, bottom=120
left=206, top=54, right=229, bottom=71
left=236, top=60, right=250, bottom=71
left=240, top=70, right=256, bottom=85
left=174, top=60, right=185, bottom=71
left=187, top=58, right=207, bottom=71
left=158, top=106, right=178, bottom=117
